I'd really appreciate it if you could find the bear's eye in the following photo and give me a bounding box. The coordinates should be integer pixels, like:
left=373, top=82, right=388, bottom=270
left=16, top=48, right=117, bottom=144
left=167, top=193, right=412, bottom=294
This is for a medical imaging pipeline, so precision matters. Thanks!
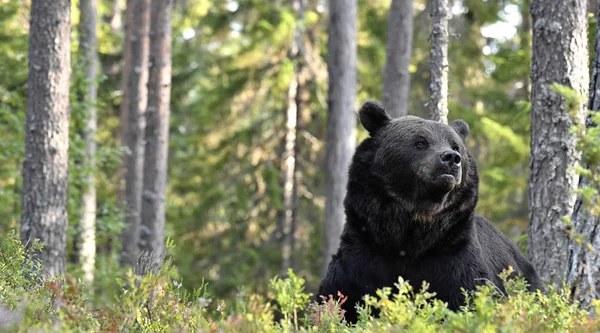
left=415, top=141, right=428, bottom=149
left=452, top=145, right=460, bottom=152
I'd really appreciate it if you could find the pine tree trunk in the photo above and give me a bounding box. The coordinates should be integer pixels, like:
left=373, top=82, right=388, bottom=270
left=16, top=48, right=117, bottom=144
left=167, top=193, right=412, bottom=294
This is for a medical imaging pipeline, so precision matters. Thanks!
left=382, top=0, right=414, bottom=118
left=323, top=0, right=357, bottom=274
left=566, top=1, right=600, bottom=307
left=21, top=0, right=71, bottom=279
left=519, top=0, right=532, bottom=100
left=139, top=0, right=173, bottom=275
left=120, top=0, right=150, bottom=269
left=77, top=0, right=98, bottom=284
left=428, top=0, right=449, bottom=124
left=117, top=0, right=134, bottom=204
left=528, top=0, right=588, bottom=288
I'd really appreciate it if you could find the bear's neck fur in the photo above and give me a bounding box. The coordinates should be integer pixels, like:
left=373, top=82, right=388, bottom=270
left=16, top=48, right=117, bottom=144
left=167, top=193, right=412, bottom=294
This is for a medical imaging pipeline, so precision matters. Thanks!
left=342, top=138, right=480, bottom=259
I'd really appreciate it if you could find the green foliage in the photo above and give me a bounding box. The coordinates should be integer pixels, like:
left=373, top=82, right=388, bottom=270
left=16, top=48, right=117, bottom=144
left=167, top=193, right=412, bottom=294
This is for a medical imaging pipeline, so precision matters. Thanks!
left=0, top=0, right=580, bottom=318
left=0, top=0, right=28, bottom=232
left=2, top=231, right=599, bottom=332
left=552, top=83, right=600, bottom=260
left=269, top=269, right=312, bottom=330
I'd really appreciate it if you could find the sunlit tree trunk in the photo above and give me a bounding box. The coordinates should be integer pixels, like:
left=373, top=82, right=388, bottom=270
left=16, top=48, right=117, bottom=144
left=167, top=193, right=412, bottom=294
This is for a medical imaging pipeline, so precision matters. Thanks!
left=120, top=0, right=150, bottom=269
left=21, top=0, right=71, bottom=279
left=382, top=0, right=414, bottom=118
left=566, top=0, right=600, bottom=307
left=139, top=0, right=173, bottom=275
left=528, top=0, right=588, bottom=288
left=281, top=79, right=298, bottom=273
left=281, top=0, right=306, bottom=273
left=77, top=0, right=99, bottom=284
left=428, top=0, right=449, bottom=124
left=103, top=0, right=123, bottom=33
left=323, top=0, right=357, bottom=274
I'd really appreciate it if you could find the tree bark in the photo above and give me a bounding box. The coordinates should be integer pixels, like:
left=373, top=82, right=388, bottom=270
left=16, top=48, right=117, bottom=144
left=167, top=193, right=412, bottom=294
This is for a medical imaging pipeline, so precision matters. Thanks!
left=21, top=0, right=71, bottom=279
left=323, top=0, right=357, bottom=274
left=139, top=0, right=173, bottom=275
left=77, top=0, right=98, bottom=284
left=519, top=0, right=532, bottom=100
left=117, top=0, right=134, bottom=204
left=120, top=0, right=150, bottom=269
left=428, top=0, right=449, bottom=124
left=382, top=0, right=414, bottom=118
left=281, top=0, right=306, bottom=273
left=566, top=0, right=600, bottom=307
left=528, top=0, right=589, bottom=288
left=281, top=76, right=298, bottom=274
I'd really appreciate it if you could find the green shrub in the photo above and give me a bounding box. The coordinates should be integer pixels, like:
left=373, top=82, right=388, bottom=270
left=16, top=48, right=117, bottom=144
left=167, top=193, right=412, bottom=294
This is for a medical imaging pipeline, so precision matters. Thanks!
left=1, top=229, right=599, bottom=332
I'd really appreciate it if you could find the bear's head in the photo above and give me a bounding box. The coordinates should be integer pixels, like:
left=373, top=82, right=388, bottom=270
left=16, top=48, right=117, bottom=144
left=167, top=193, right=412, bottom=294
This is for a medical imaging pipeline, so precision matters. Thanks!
left=350, top=100, right=478, bottom=222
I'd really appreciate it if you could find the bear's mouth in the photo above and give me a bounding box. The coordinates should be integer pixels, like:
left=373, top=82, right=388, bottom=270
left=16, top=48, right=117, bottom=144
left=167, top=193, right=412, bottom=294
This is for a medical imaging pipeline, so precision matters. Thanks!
left=433, top=170, right=461, bottom=192
left=438, top=173, right=458, bottom=187
left=438, top=173, right=456, bottom=182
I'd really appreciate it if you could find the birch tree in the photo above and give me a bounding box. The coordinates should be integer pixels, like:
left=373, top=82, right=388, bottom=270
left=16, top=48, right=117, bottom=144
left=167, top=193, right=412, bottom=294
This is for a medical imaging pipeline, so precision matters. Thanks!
left=77, top=0, right=99, bottom=284
left=428, top=0, right=449, bottom=124
left=281, top=0, right=306, bottom=274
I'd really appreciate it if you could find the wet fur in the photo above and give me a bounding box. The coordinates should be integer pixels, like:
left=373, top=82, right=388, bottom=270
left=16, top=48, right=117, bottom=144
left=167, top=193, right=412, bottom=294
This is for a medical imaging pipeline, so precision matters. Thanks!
left=317, top=101, right=542, bottom=323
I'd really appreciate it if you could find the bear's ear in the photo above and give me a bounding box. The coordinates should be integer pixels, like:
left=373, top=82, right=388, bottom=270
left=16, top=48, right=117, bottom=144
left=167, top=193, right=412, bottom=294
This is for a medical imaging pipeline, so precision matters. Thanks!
left=359, top=100, right=391, bottom=136
left=451, top=119, right=470, bottom=142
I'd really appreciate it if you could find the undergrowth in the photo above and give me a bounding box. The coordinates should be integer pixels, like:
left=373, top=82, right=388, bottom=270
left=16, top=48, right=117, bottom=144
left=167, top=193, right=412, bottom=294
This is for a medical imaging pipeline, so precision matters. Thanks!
left=0, top=230, right=599, bottom=332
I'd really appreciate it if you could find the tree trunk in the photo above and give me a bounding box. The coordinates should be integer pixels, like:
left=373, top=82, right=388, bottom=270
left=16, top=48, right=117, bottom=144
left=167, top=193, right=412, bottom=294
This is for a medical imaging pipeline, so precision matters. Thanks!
left=77, top=0, right=98, bottom=284
left=139, top=0, right=173, bottom=275
left=281, top=75, right=298, bottom=274
left=519, top=0, right=532, bottom=100
left=323, top=0, right=357, bottom=274
left=21, top=0, right=71, bottom=279
left=117, top=0, right=134, bottom=204
left=589, top=0, right=598, bottom=15
left=428, top=0, right=449, bottom=124
left=103, top=0, right=123, bottom=33
left=120, top=0, right=150, bottom=269
left=566, top=1, right=600, bottom=307
left=528, top=0, right=588, bottom=288
left=382, top=0, right=414, bottom=118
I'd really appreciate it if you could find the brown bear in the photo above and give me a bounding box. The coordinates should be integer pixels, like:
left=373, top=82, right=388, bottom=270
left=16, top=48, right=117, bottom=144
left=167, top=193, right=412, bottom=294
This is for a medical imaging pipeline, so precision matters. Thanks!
left=317, top=100, right=542, bottom=323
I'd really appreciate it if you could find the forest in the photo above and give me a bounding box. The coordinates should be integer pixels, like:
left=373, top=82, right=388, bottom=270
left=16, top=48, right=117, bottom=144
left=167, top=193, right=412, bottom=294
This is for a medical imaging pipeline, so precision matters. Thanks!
left=2, top=0, right=600, bottom=331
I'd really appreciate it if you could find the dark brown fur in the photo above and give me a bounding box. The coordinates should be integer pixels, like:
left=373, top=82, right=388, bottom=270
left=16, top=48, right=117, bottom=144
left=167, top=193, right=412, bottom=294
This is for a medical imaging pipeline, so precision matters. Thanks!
left=317, top=101, right=542, bottom=323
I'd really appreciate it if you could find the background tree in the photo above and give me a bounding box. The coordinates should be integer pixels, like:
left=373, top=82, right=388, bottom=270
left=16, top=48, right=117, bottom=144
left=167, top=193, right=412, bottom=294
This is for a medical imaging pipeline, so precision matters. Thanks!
left=0, top=0, right=563, bottom=304
left=428, top=0, right=449, bottom=123
left=382, top=0, right=414, bottom=118
left=323, top=0, right=358, bottom=274
left=20, top=0, right=71, bottom=278
left=121, top=0, right=151, bottom=269
left=117, top=0, right=134, bottom=203
left=139, top=0, right=173, bottom=274
left=280, top=0, right=307, bottom=273
left=528, top=0, right=589, bottom=287
left=76, top=0, right=99, bottom=284
left=566, top=0, right=600, bottom=306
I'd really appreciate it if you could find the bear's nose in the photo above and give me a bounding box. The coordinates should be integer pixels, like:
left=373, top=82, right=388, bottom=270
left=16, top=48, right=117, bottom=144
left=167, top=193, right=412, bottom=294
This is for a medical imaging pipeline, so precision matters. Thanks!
left=440, top=150, right=461, bottom=168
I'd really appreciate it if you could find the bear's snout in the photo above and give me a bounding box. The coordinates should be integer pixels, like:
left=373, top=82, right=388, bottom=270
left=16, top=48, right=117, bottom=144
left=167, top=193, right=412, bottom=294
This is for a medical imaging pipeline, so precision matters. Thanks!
left=440, top=150, right=462, bottom=168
